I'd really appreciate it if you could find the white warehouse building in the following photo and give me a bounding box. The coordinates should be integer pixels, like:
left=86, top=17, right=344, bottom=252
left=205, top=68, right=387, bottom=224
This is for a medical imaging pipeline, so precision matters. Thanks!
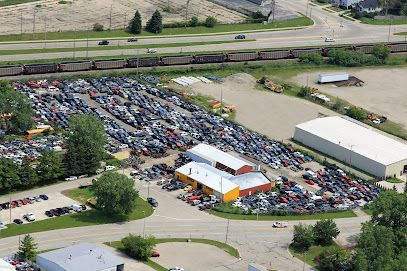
left=294, top=116, right=407, bottom=178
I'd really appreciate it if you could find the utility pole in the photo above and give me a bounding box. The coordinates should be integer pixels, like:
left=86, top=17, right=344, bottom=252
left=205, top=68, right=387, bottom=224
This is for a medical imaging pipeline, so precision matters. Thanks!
left=109, top=4, right=113, bottom=31
left=86, top=29, right=89, bottom=57
left=271, top=0, right=276, bottom=23
left=220, top=88, right=224, bottom=113
left=185, top=0, right=191, bottom=20
left=147, top=181, right=151, bottom=198
left=44, top=17, right=47, bottom=49
left=73, top=29, right=76, bottom=58
left=388, top=19, right=392, bottom=42
left=20, top=11, right=23, bottom=37
left=124, top=13, right=127, bottom=29
left=220, top=176, right=223, bottom=203
left=142, top=211, right=146, bottom=237
left=136, top=56, right=139, bottom=77
left=9, top=194, right=12, bottom=224
left=32, top=8, right=36, bottom=38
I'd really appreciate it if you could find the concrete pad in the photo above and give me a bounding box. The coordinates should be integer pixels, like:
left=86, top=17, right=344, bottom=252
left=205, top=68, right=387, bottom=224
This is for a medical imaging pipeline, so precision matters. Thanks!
left=152, top=242, right=241, bottom=271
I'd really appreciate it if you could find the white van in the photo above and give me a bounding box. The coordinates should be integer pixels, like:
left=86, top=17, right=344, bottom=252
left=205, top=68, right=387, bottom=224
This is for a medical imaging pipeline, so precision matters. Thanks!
left=70, top=204, right=83, bottom=212
left=273, top=221, right=288, bottom=228
left=105, top=165, right=116, bottom=171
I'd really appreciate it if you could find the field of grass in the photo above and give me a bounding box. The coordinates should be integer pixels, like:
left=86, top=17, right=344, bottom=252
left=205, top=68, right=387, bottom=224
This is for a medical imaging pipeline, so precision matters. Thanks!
left=289, top=243, right=343, bottom=269
left=0, top=39, right=255, bottom=56
left=0, top=188, right=153, bottom=238
left=208, top=209, right=356, bottom=220
left=0, top=17, right=313, bottom=42
left=0, top=0, right=39, bottom=7
left=359, top=17, right=407, bottom=25
left=106, top=238, right=239, bottom=271
left=395, top=32, right=407, bottom=35
left=384, top=177, right=404, bottom=183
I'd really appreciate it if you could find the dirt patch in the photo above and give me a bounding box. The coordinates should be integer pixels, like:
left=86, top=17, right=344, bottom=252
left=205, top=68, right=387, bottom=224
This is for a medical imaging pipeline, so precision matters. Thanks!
left=290, top=67, right=407, bottom=130
left=0, top=0, right=246, bottom=35
left=190, top=73, right=338, bottom=140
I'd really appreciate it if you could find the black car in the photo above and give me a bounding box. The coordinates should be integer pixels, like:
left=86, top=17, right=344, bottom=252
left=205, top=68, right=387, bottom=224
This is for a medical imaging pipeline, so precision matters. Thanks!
left=80, top=204, right=87, bottom=211
left=98, top=40, right=109, bottom=45
left=127, top=38, right=138, bottom=42
left=39, top=194, right=49, bottom=200
left=147, top=197, right=158, bottom=207
left=13, top=219, right=23, bottom=224
left=51, top=209, right=61, bottom=216
left=45, top=210, right=54, bottom=217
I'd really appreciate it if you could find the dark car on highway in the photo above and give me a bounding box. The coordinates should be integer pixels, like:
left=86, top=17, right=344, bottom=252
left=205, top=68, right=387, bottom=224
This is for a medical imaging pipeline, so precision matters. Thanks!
left=147, top=197, right=158, bottom=207
left=98, top=40, right=109, bottom=45
left=13, top=219, right=23, bottom=225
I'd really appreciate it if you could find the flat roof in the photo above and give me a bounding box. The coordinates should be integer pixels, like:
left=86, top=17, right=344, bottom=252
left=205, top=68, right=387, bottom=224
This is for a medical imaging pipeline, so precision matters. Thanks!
left=176, top=162, right=238, bottom=194
left=230, top=172, right=271, bottom=190
left=37, top=243, right=123, bottom=271
left=187, top=144, right=254, bottom=170
left=296, top=116, right=407, bottom=165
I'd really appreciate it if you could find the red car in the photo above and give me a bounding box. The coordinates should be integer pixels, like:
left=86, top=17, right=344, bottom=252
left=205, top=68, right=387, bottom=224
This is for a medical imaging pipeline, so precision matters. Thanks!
left=151, top=250, right=160, bottom=257
left=279, top=196, right=288, bottom=203
left=20, top=199, right=28, bottom=205
left=304, top=180, right=315, bottom=185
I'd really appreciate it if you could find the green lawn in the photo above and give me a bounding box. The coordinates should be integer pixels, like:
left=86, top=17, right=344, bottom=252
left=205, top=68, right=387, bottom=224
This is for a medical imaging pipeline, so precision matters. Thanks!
left=0, top=0, right=40, bottom=7
left=384, top=177, right=404, bottom=183
left=395, top=32, right=407, bottom=35
left=0, top=39, right=255, bottom=56
left=0, top=188, right=153, bottom=238
left=105, top=238, right=239, bottom=271
left=208, top=209, right=356, bottom=221
left=289, top=243, right=342, bottom=269
left=0, top=17, right=313, bottom=42
left=360, top=17, right=407, bottom=25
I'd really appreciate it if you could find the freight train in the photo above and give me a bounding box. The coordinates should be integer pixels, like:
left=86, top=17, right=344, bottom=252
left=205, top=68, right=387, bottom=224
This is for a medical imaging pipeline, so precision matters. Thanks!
left=1, top=42, right=406, bottom=77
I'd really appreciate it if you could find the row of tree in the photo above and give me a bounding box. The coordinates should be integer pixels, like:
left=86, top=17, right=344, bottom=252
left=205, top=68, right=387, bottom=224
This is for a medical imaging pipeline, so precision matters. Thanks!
left=127, top=10, right=218, bottom=34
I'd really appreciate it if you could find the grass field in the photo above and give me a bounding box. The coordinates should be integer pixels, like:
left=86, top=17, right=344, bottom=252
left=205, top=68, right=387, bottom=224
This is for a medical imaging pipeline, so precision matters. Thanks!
left=0, top=39, right=255, bottom=56
left=208, top=209, right=356, bottom=220
left=384, top=177, right=404, bottom=183
left=359, top=17, right=407, bottom=25
left=0, top=17, right=313, bottom=42
left=395, top=32, right=407, bottom=35
left=0, top=0, right=39, bottom=7
left=106, top=237, right=239, bottom=271
left=0, top=188, right=153, bottom=238
left=289, top=243, right=343, bottom=269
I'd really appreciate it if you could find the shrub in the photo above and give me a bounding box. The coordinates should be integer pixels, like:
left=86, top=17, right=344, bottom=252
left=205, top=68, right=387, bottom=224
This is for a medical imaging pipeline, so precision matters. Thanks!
left=190, top=16, right=199, bottom=27
left=346, top=106, right=368, bottom=121
left=292, top=223, right=314, bottom=251
left=328, top=49, right=371, bottom=67
left=372, top=44, right=390, bottom=63
left=298, top=86, right=312, bottom=97
left=313, top=219, right=340, bottom=245
left=299, top=52, right=324, bottom=65
left=93, top=23, right=104, bottom=32
left=121, top=234, right=156, bottom=261
left=205, top=16, right=217, bottom=28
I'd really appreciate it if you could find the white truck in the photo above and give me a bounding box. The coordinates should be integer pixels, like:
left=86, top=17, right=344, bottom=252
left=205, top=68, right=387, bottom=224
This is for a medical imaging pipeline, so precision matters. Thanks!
left=272, top=221, right=289, bottom=228
left=318, top=73, right=349, bottom=84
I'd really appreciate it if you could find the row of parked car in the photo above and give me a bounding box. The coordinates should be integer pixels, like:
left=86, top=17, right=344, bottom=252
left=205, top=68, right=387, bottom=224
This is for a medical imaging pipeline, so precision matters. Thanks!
left=0, top=194, right=48, bottom=211
left=3, top=257, right=40, bottom=271
left=231, top=167, right=380, bottom=215
left=0, top=135, right=63, bottom=165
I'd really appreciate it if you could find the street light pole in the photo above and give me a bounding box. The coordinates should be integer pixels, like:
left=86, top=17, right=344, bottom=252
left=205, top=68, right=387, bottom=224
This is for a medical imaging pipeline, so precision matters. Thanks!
left=225, top=217, right=230, bottom=244
left=142, top=211, right=146, bottom=237
left=147, top=181, right=151, bottom=198
left=9, top=194, right=12, bottom=224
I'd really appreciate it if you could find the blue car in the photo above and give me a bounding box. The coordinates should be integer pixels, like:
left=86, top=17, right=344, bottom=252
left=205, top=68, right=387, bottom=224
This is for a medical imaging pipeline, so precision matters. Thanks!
left=39, top=194, right=49, bottom=200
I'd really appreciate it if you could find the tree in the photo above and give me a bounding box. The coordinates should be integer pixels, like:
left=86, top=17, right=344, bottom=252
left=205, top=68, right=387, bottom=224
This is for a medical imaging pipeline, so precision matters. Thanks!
left=370, top=190, right=407, bottom=229
left=128, top=10, right=142, bottom=34
left=353, top=223, right=396, bottom=271
left=372, top=44, right=390, bottom=63
left=318, top=246, right=349, bottom=271
left=93, top=23, right=104, bottom=32
left=146, top=10, right=163, bottom=33
left=64, top=115, right=107, bottom=175
left=313, top=219, right=340, bottom=245
left=17, top=234, right=38, bottom=261
left=0, top=158, right=21, bottom=191
left=19, top=157, right=39, bottom=187
left=204, top=16, right=217, bottom=27
left=121, top=234, right=156, bottom=261
left=292, top=223, right=314, bottom=250
left=91, top=172, right=138, bottom=216
left=298, top=86, right=312, bottom=97
left=346, top=106, right=367, bottom=121
left=36, top=150, right=64, bottom=181
left=189, top=16, right=199, bottom=27
left=0, top=81, right=34, bottom=134
left=299, top=52, right=324, bottom=65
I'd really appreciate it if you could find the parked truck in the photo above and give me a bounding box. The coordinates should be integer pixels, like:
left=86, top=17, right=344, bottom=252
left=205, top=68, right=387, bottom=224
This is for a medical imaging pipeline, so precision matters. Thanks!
left=318, top=73, right=349, bottom=83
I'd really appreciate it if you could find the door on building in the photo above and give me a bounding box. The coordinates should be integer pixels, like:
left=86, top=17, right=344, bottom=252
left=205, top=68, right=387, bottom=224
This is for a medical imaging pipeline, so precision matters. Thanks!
left=403, top=165, right=407, bottom=173
left=197, top=182, right=203, bottom=190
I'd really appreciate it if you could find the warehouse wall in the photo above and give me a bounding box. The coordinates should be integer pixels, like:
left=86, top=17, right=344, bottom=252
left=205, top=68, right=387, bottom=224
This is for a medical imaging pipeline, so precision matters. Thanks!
left=239, top=183, right=272, bottom=197
left=294, top=127, right=388, bottom=177
left=186, top=151, right=214, bottom=166
left=223, top=186, right=240, bottom=202
left=385, top=160, right=407, bottom=178
left=236, top=165, right=254, bottom=175
left=37, top=257, right=62, bottom=271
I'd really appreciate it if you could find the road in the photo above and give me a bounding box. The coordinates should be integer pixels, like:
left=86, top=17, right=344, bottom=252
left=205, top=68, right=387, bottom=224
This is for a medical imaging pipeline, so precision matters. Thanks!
left=1, top=0, right=407, bottom=61
left=0, top=168, right=369, bottom=271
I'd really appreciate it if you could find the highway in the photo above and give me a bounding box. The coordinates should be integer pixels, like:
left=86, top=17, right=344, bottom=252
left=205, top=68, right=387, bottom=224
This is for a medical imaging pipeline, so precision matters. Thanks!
left=0, top=169, right=369, bottom=271
left=0, top=0, right=406, bottom=62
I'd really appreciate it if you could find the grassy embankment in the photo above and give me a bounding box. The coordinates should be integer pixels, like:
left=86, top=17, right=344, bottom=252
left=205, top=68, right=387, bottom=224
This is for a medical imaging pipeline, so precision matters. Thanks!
left=359, top=17, right=407, bottom=25
left=0, top=17, right=313, bottom=42
left=289, top=242, right=344, bottom=269
left=0, top=0, right=39, bottom=7
left=0, top=187, right=153, bottom=238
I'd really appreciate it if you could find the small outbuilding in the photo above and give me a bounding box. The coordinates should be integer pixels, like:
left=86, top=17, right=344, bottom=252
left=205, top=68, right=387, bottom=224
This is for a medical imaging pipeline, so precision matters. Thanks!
left=186, top=144, right=255, bottom=175
left=230, top=172, right=273, bottom=197
left=36, top=243, right=124, bottom=271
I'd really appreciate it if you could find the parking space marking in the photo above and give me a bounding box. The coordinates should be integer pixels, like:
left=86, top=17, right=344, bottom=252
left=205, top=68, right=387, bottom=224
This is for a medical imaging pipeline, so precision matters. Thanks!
left=153, top=215, right=202, bottom=221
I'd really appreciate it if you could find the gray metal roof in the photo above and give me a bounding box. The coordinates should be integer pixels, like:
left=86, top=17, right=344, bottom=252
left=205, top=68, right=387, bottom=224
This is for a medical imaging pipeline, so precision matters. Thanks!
left=230, top=172, right=271, bottom=190
left=37, top=243, right=123, bottom=271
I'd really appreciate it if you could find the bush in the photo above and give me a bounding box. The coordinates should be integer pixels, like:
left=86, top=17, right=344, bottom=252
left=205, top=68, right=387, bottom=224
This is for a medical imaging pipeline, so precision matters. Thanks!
left=93, top=23, right=104, bottom=32
left=313, top=219, right=340, bottom=245
left=205, top=16, right=217, bottom=28
left=328, top=49, right=371, bottom=67
left=346, top=106, right=368, bottom=121
left=190, top=16, right=199, bottom=27
left=293, top=223, right=314, bottom=251
left=319, top=246, right=350, bottom=271
left=299, top=52, right=324, bottom=65
left=298, top=86, right=312, bottom=97
left=121, top=234, right=156, bottom=261
left=372, top=44, right=390, bottom=63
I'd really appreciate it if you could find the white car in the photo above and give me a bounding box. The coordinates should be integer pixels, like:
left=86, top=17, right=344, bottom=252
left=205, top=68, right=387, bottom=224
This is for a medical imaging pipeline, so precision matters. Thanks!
left=273, top=221, right=288, bottom=228
left=65, top=176, right=78, bottom=181
left=95, top=168, right=104, bottom=174
left=325, top=37, right=336, bottom=42
left=105, top=165, right=116, bottom=171
left=169, top=268, right=184, bottom=271
left=147, top=48, right=157, bottom=54
left=23, top=213, right=36, bottom=222
left=372, top=119, right=381, bottom=124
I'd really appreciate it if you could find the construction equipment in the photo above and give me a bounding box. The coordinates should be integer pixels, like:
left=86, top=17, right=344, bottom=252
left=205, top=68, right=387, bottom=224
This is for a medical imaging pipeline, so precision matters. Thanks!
left=222, top=104, right=236, bottom=113
left=257, top=76, right=283, bottom=93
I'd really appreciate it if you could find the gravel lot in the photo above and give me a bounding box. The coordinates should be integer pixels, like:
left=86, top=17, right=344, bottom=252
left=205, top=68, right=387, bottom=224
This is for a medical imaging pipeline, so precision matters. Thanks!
left=290, top=67, right=407, bottom=130
left=0, top=0, right=246, bottom=35
left=152, top=242, right=239, bottom=271
left=190, top=73, right=338, bottom=141
left=0, top=191, right=81, bottom=225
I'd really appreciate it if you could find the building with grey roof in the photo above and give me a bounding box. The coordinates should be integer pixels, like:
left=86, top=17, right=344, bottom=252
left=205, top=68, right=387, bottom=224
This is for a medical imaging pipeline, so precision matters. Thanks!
left=36, top=243, right=124, bottom=271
